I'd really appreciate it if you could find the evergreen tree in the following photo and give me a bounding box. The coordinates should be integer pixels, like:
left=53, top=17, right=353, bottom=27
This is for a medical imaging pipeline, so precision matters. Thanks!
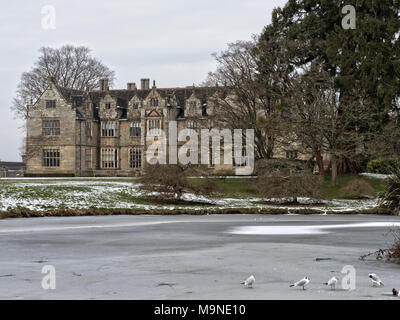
left=259, top=0, right=400, bottom=172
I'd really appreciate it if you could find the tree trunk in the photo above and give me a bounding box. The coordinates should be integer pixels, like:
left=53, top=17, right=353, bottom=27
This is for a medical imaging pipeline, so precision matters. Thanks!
left=315, top=151, right=325, bottom=177
left=331, top=155, right=338, bottom=186
left=266, top=135, right=274, bottom=159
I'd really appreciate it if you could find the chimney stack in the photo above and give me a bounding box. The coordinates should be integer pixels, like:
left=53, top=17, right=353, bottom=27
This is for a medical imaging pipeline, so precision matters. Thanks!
left=127, top=83, right=137, bottom=90
left=141, top=78, right=150, bottom=90
left=99, top=78, right=109, bottom=91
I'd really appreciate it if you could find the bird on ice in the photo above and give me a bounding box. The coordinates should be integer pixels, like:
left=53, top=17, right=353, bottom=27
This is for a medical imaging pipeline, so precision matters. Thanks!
left=323, top=277, right=338, bottom=290
left=241, top=275, right=255, bottom=288
left=392, top=288, right=399, bottom=296
left=290, top=277, right=310, bottom=290
left=369, top=273, right=384, bottom=287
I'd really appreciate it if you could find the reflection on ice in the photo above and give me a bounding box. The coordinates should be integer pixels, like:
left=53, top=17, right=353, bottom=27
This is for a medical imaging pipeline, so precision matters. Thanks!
left=229, top=222, right=400, bottom=235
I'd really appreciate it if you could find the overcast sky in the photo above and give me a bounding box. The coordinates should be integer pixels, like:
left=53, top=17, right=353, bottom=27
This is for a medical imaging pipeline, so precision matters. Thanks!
left=0, top=0, right=287, bottom=161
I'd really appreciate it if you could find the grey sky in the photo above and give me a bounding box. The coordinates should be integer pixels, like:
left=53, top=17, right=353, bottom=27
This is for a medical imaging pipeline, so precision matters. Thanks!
left=0, top=0, right=287, bottom=161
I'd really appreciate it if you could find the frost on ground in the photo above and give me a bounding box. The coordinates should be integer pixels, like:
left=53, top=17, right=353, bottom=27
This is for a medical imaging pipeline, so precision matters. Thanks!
left=0, top=178, right=379, bottom=212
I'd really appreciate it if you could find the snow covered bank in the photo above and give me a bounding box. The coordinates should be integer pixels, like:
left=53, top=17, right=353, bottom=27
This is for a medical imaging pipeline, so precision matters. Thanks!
left=0, top=179, right=382, bottom=214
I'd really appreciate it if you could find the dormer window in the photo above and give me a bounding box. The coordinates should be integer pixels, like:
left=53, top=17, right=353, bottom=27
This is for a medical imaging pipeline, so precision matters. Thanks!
left=105, top=103, right=111, bottom=109
left=190, top=101, right=196, bottom=108
left=46, top=100, right=56, bottom=108
left=133, top=102, right=140, bottom=110
left=150, top=98, right=159, bottom=107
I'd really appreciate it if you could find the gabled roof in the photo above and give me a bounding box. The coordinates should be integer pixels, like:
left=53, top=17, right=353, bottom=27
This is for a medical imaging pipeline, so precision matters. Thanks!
left=87, top=86, right=222, bottom=106
left=45, top=82, right=229, bottom=121
left=146, top=109, right=163, bottom=117
left=55, top=85, right=85, bottom=106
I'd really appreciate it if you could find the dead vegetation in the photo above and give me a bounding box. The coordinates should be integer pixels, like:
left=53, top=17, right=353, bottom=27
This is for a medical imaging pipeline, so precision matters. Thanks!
left=360, top=229, right=400, bottom=264
left=339, top=178, right=374, bottom=199
left=255, top=159, right=323, bottom=204
left=0, top=206, right=393, bottom=220
left=139, top=164, right=219, bottom=201
left=379, top=166, right=400, bottom=214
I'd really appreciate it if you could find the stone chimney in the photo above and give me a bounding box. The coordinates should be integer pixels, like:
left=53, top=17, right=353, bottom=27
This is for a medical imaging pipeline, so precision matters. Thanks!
left=141, top=78, right=150, bottom=90
left=99, top=78, right=109, bottom=91
left=127, top=83, right=137, bottom=90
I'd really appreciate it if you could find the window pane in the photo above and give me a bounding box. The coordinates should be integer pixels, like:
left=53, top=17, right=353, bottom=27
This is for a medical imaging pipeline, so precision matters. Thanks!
left=42, top=149, right=60, bottom=167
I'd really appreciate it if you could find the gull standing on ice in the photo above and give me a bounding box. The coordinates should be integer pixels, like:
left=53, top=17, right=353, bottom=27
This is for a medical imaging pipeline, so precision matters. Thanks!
left=324, top=277, right=338, bottom=290
left=290, top=277, right=310, bottom=290
left=369, top=273, right=384, bottom=287
left=241, top=275, right=255, bottom=288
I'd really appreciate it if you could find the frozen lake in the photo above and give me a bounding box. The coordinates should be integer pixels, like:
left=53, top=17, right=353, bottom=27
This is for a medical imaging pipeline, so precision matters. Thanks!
left=0, top=214, right=399, bottom=299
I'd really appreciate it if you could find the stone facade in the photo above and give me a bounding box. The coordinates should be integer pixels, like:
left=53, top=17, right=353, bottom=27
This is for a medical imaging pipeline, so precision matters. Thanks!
left=25, top=78, right=240, bottom=176
left=25, top=77, right=312, bottom=177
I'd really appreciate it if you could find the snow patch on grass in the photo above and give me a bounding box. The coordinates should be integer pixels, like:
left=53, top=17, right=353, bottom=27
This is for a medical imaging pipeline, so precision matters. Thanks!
left=360, top=173, right=392, bottom=180
left=0, top=179, right=379, bottom=212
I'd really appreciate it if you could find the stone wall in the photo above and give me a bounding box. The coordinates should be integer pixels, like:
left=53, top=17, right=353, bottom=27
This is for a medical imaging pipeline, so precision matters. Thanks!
left=25, top=82, right=77, bottom=175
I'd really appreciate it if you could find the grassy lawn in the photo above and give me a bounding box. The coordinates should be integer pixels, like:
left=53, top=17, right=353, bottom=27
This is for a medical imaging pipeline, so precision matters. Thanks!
left=192, top=175, right=386, bottom=200
left=0, top=175, right=388, bottom=212
left=190, top=177, right=258, bottom=198
left=1, top=175, right=387, bottom=202
left=321, top=174, right=386, bottom=200
left=0, top=175, right=391, bottom=215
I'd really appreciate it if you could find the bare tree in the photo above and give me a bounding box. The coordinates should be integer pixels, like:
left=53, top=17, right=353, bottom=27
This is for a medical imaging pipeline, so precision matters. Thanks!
left=139, top=164, right=218, bottom=200
left=283, top=62, right=371, bottom=185
left=256, top=159, right=322, bottom=204
left=367, top=111, right=400, bottom=160
left=205, top=38, right=293, bottom=159
left=12, top=45, right=115, bottom=120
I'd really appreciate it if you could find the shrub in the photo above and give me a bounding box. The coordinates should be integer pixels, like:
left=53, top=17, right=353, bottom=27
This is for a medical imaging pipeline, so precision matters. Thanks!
left=388, top=230, right=400, bottom=263
left=366, top=159, right=398, bottom=174
left=23, top=173, right=75, bottom=177
left=379, top=167, right=400, bottom=213
left=139, top=164, right=218, bottom=200
left=255, top=158, right=307, bottom=175
left=256, top=160, right=322, bottom=203
left=339, top=179, right=374, bottom=199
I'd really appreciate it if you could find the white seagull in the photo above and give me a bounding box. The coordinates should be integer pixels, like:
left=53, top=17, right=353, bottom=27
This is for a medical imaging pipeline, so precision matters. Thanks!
left=324, top=277, right=338, bottom=290
left=369, top=273, right=384, bottom=287
left=241, top=275, right=255, bottom=288
left=290, top=277, right=310, bottom=290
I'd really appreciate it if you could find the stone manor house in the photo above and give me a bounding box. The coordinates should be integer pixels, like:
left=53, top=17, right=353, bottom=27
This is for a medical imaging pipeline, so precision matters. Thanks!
left=25, top=77, right=307, bottom=177
left=25, top=77, right=243, bottom=176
